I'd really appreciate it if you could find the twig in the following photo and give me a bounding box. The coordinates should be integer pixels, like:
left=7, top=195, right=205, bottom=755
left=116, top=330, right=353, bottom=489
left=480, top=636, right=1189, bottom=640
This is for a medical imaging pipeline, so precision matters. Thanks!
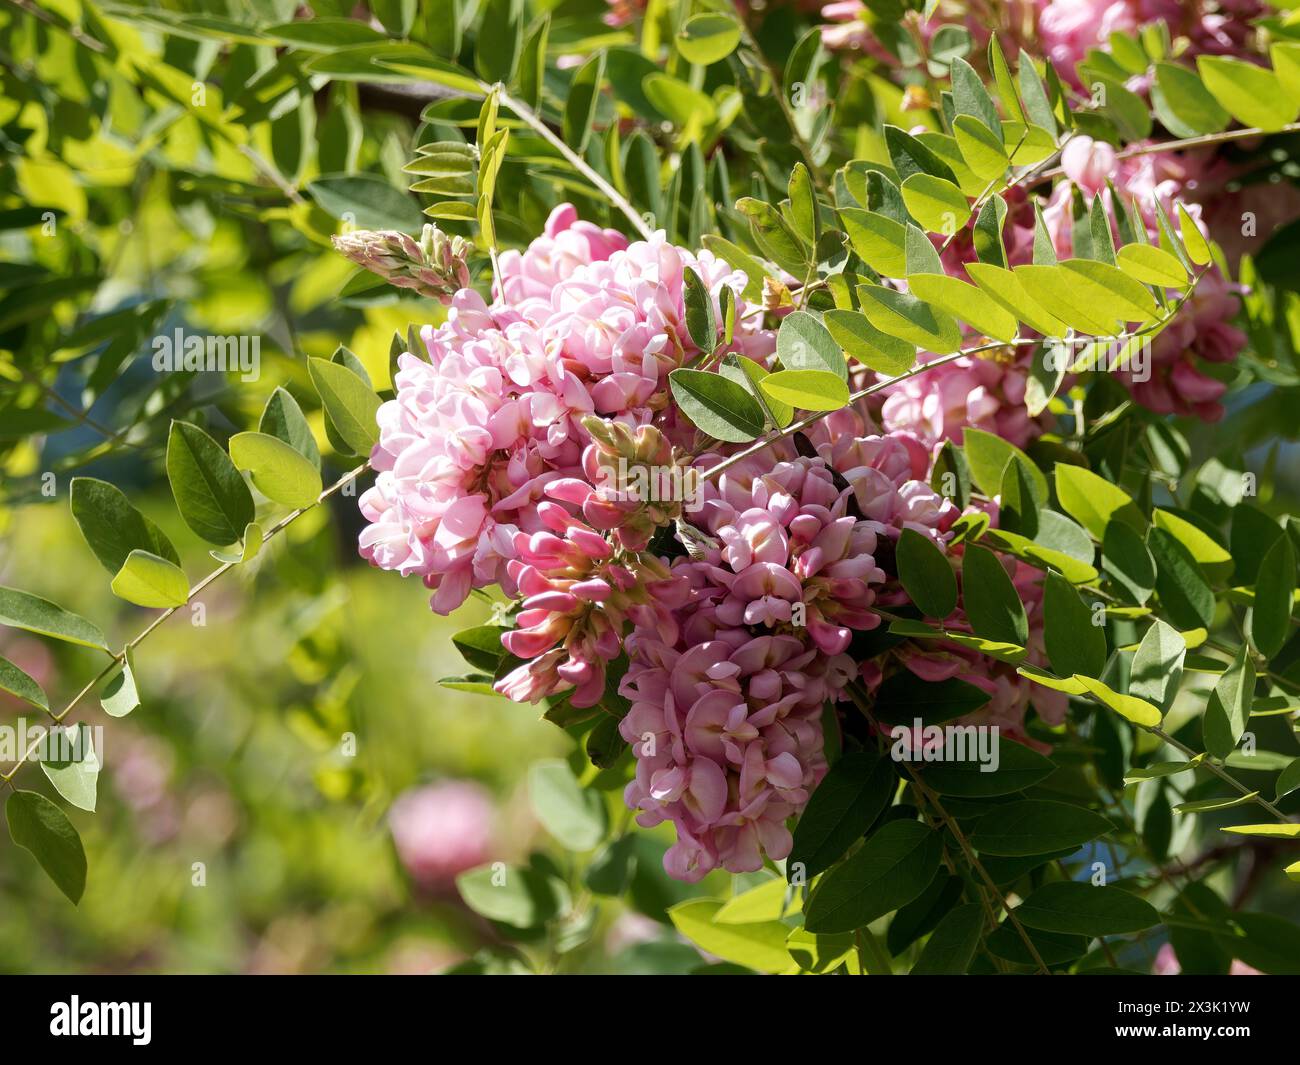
left=494, top=86, right=653, bottom=242
left=0, top=462, right=370, bottom=786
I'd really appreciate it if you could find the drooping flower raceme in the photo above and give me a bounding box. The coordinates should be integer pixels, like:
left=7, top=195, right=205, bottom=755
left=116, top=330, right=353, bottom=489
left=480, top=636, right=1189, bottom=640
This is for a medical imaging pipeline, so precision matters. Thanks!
left=358, top=204, right=772, bottom=615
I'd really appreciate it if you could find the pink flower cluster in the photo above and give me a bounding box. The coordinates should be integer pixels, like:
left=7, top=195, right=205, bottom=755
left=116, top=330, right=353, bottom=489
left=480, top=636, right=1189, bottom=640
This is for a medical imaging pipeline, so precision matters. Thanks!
left=1037, top=0, right=1264, bottom=79
left=358, top=204, right=771, bottom=613
left=617, top=429, right=967, bottom=881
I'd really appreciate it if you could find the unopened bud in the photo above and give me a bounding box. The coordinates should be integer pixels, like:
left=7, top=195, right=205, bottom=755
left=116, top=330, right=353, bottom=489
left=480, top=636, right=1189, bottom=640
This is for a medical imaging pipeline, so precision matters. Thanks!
left=331, top=223, right=471, bottom=304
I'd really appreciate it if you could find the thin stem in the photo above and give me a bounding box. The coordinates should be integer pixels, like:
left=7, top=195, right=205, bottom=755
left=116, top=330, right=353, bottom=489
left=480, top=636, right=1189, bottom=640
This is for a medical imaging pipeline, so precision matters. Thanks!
left=907, top=757, right=1053, bottom=975
left=1151, top=726, right=1291, bottom=824
left=844, top=683, right=1052, bottom=974
left=700, top=339, right=1022, bottom=483
left=14, top=367, right=148, bottom=452
left=494, top=86, right=653, bottom=242
left=1, top=462, right=370, bottom=784
left=1029, top=122, right=1300, bottom=187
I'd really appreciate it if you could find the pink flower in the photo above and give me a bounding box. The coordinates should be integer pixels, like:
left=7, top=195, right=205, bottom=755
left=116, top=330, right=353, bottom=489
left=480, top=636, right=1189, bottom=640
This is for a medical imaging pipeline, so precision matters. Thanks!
left=1061, top=136, right=1119, bottom=196
left=494, top=203, right=628, bottom=304
left=619, top=630, right=836, bottom=882
left=1036, top=1, right=1264, bottom=83
left=359, top=206, right=774, bottom=614
left=389, top=780, right=495, bottom=888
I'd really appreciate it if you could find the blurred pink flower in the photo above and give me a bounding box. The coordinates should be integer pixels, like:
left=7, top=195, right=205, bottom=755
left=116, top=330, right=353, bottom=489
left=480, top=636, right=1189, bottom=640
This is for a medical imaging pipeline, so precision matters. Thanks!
left=389, top=780, right=496, bottom=889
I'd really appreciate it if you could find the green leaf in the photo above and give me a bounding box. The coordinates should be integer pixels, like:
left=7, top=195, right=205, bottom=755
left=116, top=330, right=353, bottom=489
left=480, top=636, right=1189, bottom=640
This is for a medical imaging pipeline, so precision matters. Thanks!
left=999, top=455, right=1041, bottom=537
left=953, top=114, right=1009, bottom=183
left=1054, top=463, right=1144, bottom=541
left=737, top=197, right=810, bottom=277
left=962, top=543, right=1029, bottom=647
left=1116, top=243, right=1188, bottom=288
left=528, top=759, right=607, bottom=851
left=911, top=903, right=984, bottom=975
left=166, top=421, right=256, bottom=546
left=804, top=820, right=942, bottom=934
left=69, top=478, right=180, bottom=576
left=759, top=369, right=848, bottom=411
left=1197, top=55, right=1297, bottom=132
left=1249, top=533, right=1295, bottom=659
left=474, top=0, right=523, bottom=83
left=1228, top=913, right=1300, bottom=975
left=907, top=273, right=1019, bottom=343
left=900, top=174, right=970, bottom=236
left=840, top=207, right=906, bottom=277
left=962, top=428, right=1047, bottom=500
left=208, top=522, right=262, bottom=565
left=873, top=671, right=991, bottom=726
left=786, top=927, right=856, bottom=974
left=1203, top=644, right=1255, bottom=760
left=1152, top=509, right=1232, bottom=575
left=455, top=862, right=569, bottom=928
left=40, top=724, right=99, bottom=813
left=950, top=57, right=1002, bottom=140
left=668, top=368, right=766, bottom=443
left=1176, top=203, right=1213, bottom=267
left=1153, top=61, right=1229, bottom=136
left=1174, top=792, right=1257, bottom=814
left=776, top=310, right=847, bottom=380
left=0, top=587, right=108, bottom=651
left=1102, top=519, right=1156, bottom=604
left=0, top=655, right=47, bottom=711
left=562, top=51, right=605, bottom=155
left=437, top=674, right=499, bottom=696
left=308, top=174, right=424, bottom=230
left=822, top=308, right=916, bottom=376
left=263, top=17, right=387, bottom=48
left=229, top=432, right=323, bottom=509
left=1043, top=572, right=1106, bottom=679
left=919, top=742, right=1056, bottom=797
left=1129, top=619, right=1185, bottom=711
left=1223, top=822, right=1300, bottom=839
left=1024, top=261, right=1157, bottom=332
left=1073, top=673, right=1162, bottom=728
left=856, top=284, right=962, bottom=353
left=969, top=799, right=1112, bottom=856
left=110, top=550, right=189, bottom=609
left=1147, top=527, right=1215, bottom=631
left=988, top=924, right=1087, bottom=965
left=719, top=354, right=792, bottom=427
left=788, top=751, right=897, bottom=880
left=668, top=899, right=794, bottom=973
left=1013, top=882, right=1158, bottom=936
left=675, top=13, right=741, bottom=65
left=452, top=625, right=506, bottom=672
left=6, top=790, right=86, bottom=904
left=897, top=528, right=957, bottom=618
left=1017, top=50, right=1057, bottom=134
left=307, top=357, right=382, bottom=456
left=884, top=125, right=959, bottom=185
left=681, top=266, right=718, bottom=352
left=100, top=656, right=139, bottom=718
left=965, top=262, right=1067, bottom=338
left=1276, top=758, right=1300, bottom=802
left=259, top=388, right=321, bottom=470
left=714, top=877, right=798, bottom=924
